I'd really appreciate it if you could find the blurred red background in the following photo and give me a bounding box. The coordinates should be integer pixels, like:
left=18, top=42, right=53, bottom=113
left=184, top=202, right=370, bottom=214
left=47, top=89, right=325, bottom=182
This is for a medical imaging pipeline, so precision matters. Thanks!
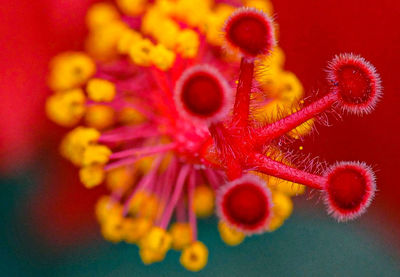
left=0, top=0, right=399, bottom=249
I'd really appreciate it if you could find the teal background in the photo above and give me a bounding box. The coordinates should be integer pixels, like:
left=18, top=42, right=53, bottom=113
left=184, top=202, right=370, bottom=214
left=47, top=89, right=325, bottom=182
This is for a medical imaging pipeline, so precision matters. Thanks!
left=1, top=172, right=400, bottom=277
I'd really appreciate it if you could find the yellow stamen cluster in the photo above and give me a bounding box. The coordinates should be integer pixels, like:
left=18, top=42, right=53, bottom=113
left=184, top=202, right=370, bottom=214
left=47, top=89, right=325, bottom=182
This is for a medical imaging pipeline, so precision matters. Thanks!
left=46, top=0, right=308, bottom=272
left=59, top=126, right=110, bottom=188
left=95, top=190, right=209, bottom=270
left=96, top=196, right=154, bottom=244
left=46, top=51, right=132, bottom=130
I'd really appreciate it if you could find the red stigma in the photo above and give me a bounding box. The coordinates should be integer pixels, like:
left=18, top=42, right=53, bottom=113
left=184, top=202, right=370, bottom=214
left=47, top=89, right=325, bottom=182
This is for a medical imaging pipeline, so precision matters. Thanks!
left=225, top=7, right=276, bottom=57
left=218, top=175, right=272, bottom=234
left=175, top=65, right=233, bottom=123
left=327, top=53, right=382, bottom=115
left=324, top=162, right=376, bottom=222
left=182, top=73, right=222, bottom=117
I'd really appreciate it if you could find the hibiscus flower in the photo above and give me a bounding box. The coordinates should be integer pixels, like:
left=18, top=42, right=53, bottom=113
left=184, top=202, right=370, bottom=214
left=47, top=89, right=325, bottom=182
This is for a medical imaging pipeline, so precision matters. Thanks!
left=1, top=0, right=399, bottom=258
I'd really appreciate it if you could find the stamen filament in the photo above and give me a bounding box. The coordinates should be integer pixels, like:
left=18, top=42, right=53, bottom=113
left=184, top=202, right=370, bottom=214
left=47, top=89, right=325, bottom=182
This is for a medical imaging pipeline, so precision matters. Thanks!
left=188, top=169, right=198, bottom=241
left=156, top=157, right=178, bottom=223
left=159, top=164, right=191, bottom=229
left=122, top=155, right=164, bottom=216
left=109, top=143, right=176, bottom=160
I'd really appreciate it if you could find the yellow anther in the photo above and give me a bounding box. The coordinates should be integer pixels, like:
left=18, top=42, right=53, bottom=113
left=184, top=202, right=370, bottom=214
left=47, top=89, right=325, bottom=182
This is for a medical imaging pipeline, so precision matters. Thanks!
left=155, top=0, right=175, bottom=15
left=150, top=44, right=176, bottom=71
left=129, top=191, right=148, bottom=215
left=103, top=202, right=124, bottom=225
left=170, top=223, right=192, bottom=250
left=174, top=0, right=211, bottom=27
left=140, top=194, right=160, bottom=219
left=46, top=89, right=86, bottom=127
left=87, top=78, right=116, bottom=102
left=267, top=215, right=284, bottom=232
left=95, top=196, right=122, bottom=223
left=86, top=2, right=120, bottom=30
left=272, top=192, right=293, bottom=220
left=95, top=196, right=111, bottom=222
left=116, top=0, right=147, bottom=16
left=128, top=191, right=160, bottom=220
left=85, top=104, right=115, bottom=130
left=180, top=241, right=208, bottom=272
left=268, top=176, right=305, bottom=196
left=299, top=146, right=304, bottom=150
left=193, top=185, right=215, bottom=218
left=154, top=19, right=180, bottom=49
left=136, top=156, right=155, bottom=174
left=244, top=0, right=274, bottom=15
left=48, top=52, right=96, bottom=91
left=159, top=152, right=173, bottom=172
left=82, top=144, right=112, bottom=166
left=288, top=118, right=314, bottom=139
left=218, top=221, right=245, bottom=246
left=67, top=127, right=101, bottom=147
left=176, top=29, right=199, bottom=58
left=204, top=13, right=225, bottom=46
left=139, top=247, right=165, bottom=265
left=123, top=217, right=153, bottom=244
left=129, top=39, right=154, bottom=67
left=140, top=227, right=172, bottom=254
left=141, top=8, right=164, bottom=36
left=270, top=71, right=304, bottom=102
left=118, top=107, right=146, bottom=125
left=117, top=29, right=142, bottom=54
left=79, top=164, right=105, bottom=188
left=267, top=181, right=293, bottom=232
left=106, top=166, right=135, bottom=191
left=215, top=3, right=236, bottom=19
left=252, top=99, right=282, bottom=123
left=86, top=21, right=128, bottom=61
left=256, top=47, right=285, bottom=78
left=101, top=215, right=125, bottom=243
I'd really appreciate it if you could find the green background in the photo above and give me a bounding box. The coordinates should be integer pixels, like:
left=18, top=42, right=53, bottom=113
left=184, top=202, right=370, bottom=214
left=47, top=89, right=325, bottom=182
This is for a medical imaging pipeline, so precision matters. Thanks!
left=1, top=172, right=400, bottom=277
